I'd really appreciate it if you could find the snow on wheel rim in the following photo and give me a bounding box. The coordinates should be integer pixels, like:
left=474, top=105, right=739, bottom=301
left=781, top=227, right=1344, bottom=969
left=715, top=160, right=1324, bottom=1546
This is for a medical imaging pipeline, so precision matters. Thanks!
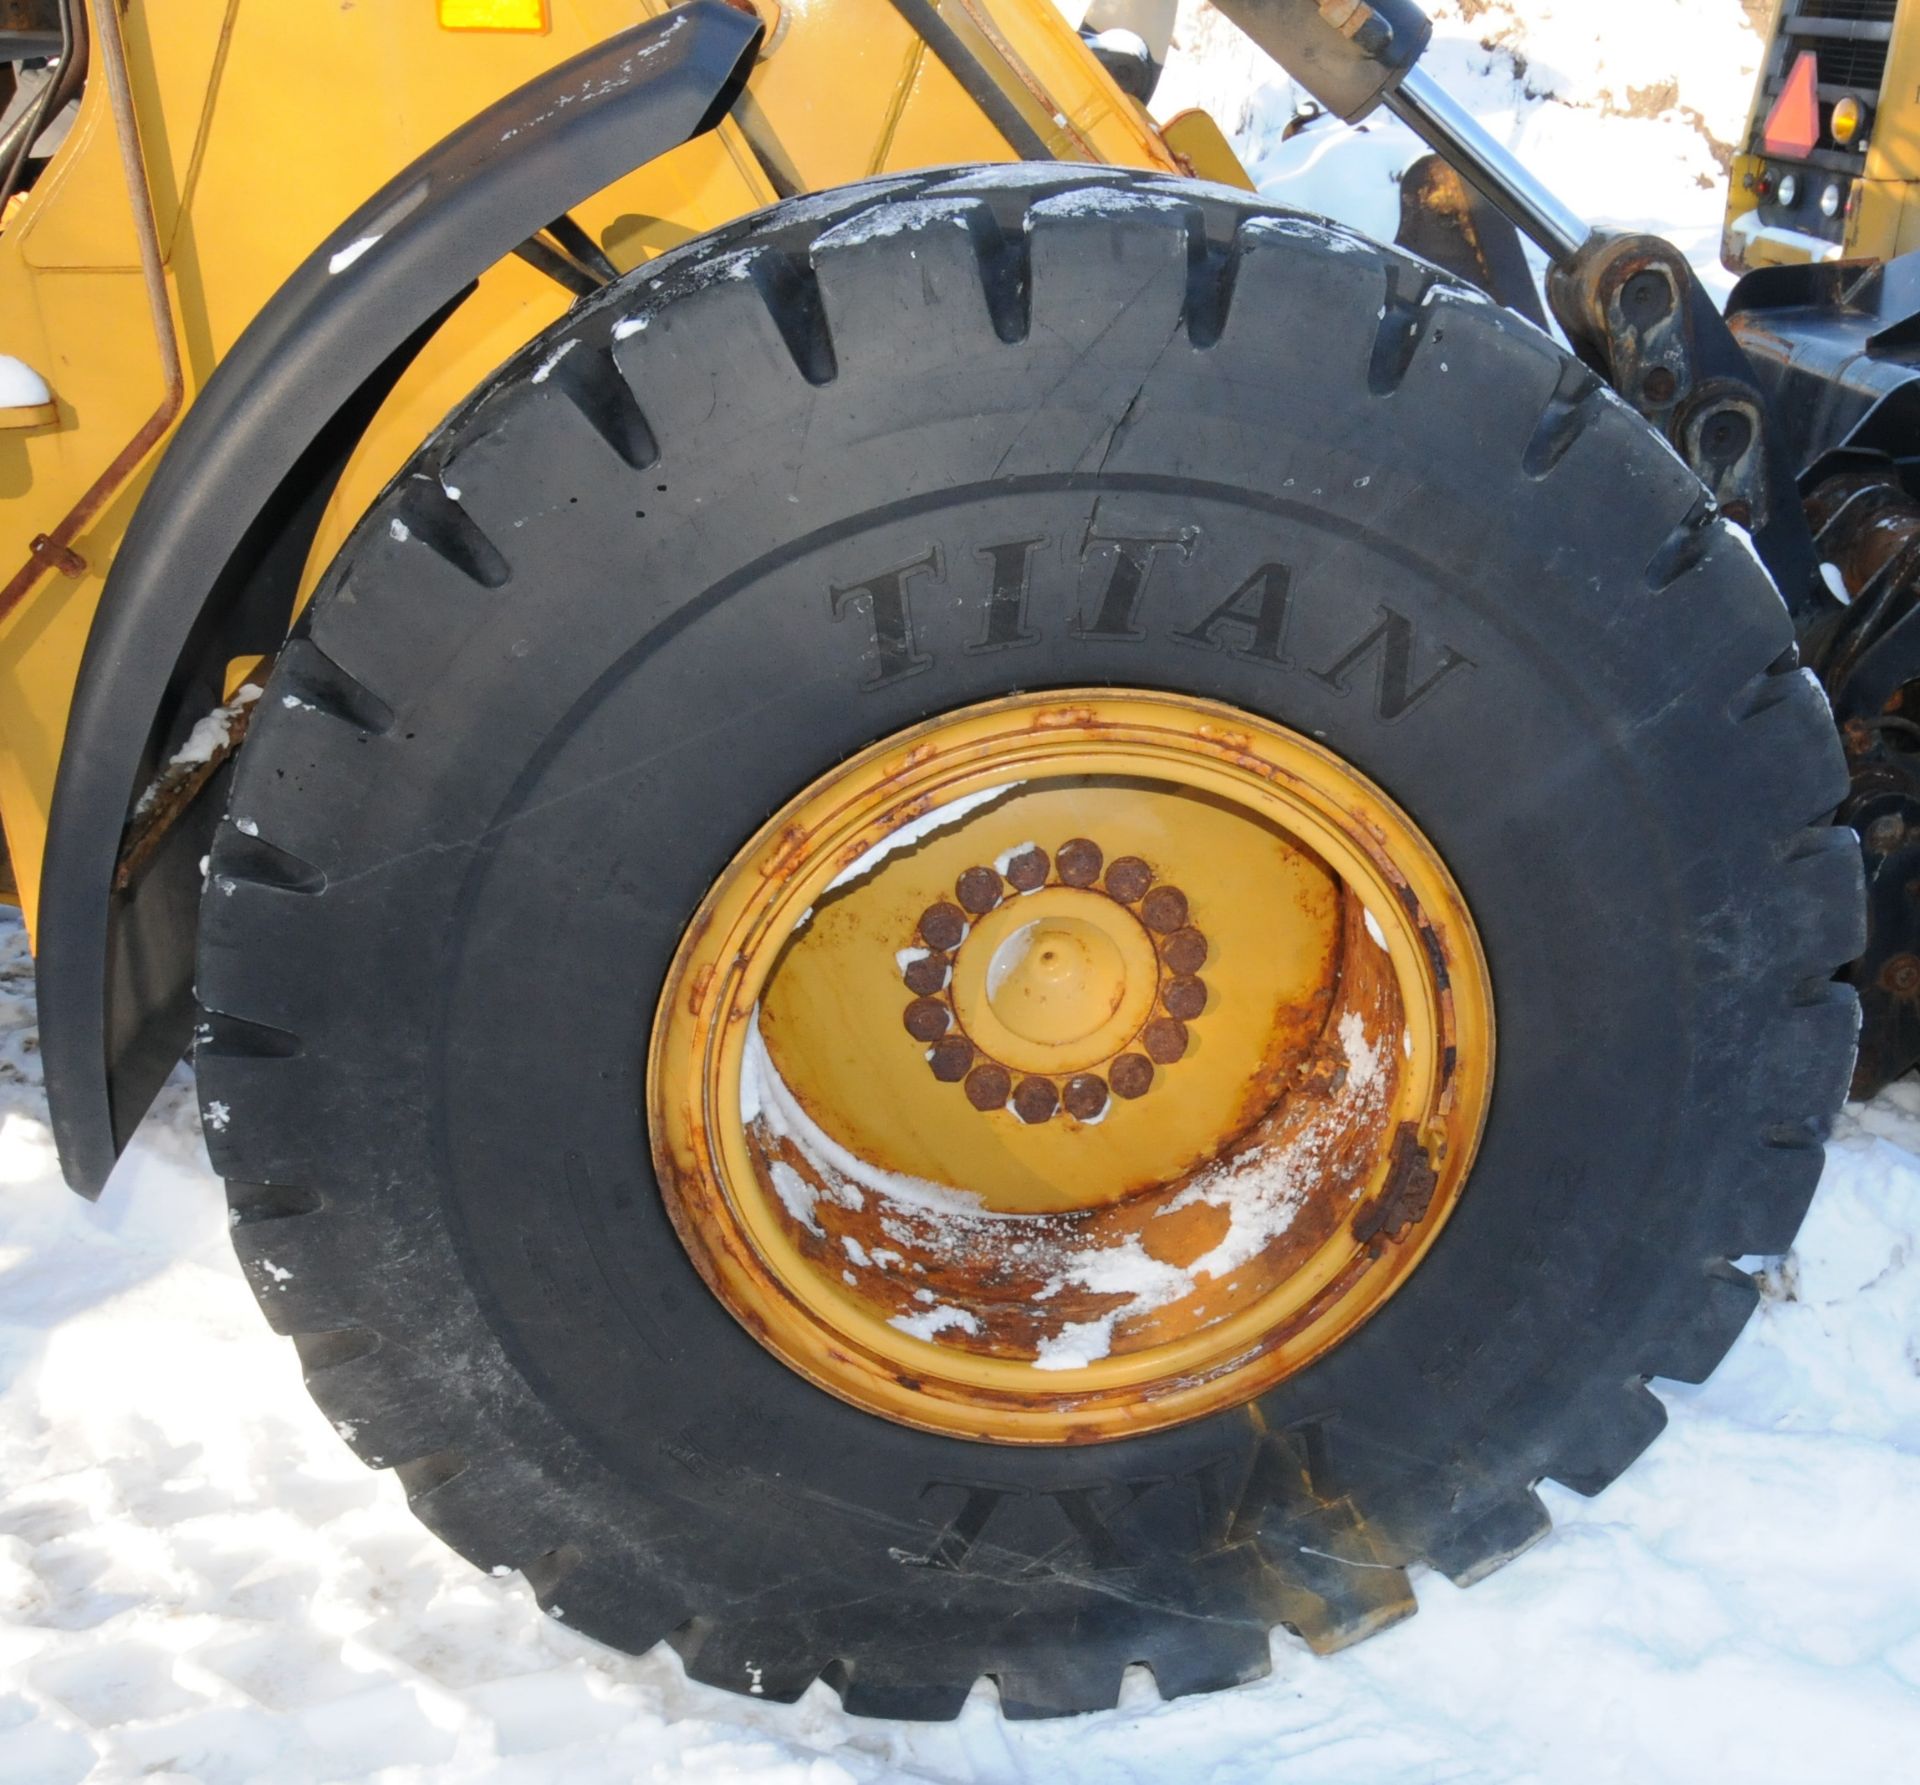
left=647, top=689, right=1496, bottom=1444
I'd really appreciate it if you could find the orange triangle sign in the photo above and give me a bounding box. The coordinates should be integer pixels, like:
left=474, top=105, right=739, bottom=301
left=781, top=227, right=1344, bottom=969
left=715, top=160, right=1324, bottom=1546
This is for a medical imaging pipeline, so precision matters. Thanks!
left=1764, top=50, right=1822, bottom=161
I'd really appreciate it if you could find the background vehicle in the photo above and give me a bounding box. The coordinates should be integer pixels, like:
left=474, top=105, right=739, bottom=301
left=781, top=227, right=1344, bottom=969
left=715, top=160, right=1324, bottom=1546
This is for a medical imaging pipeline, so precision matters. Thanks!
left=0, top=0, right=1908, bottom=1720
left=1727, top=0, right=1917, bottom=273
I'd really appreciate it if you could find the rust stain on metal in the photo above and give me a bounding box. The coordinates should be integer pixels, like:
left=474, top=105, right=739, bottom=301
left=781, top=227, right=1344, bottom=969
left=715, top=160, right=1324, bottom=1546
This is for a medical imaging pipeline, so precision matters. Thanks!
left=1878, top=952, right=1920, bottom=1000
left=762, top=821, right=811, bottom=881
left=739, top=883, right=1407, bottom=1371
left=113, top=698, right=257, bottom=895
left=1350, top=1122, right=1440, bottom=1249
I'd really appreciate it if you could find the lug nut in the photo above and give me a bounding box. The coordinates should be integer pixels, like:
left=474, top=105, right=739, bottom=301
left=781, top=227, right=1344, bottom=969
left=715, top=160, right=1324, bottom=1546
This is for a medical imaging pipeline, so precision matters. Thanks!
left=1063, top=1073, right=1110, bottom=1120
left=1104, top=856, right=1154, bottom=903
left=1142, top=1017, right=1188, bottom=1064
left=1140, top=885, right=1189, bottom=933
left=904, top=998, right=951, bottom=1042
left=1109, top=1053, right=1155, bottom=1098
left=1164, top=976, right=1208, bottom=1021
left=1005, top=846, right=1050, bottom=891
left=919, top=901, right=967, bottom=950
left=1056, top=837, right=1103, bottom=886
left=903, top=953, right=949, bottom=996
left=929, top=1036, right=974, bottom=1082
left=965, top=1062, right=1012, bottom=1111
left=955, top=866, right=1003, bottom=914
left=1012, top=1076, right=1060, bottom=1124
left=1162, top=926, right=1208, bottom=974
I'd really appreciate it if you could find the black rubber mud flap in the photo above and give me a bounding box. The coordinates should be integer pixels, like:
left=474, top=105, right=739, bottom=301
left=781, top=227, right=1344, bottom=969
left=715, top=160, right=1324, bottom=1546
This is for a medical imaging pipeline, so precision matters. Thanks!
left=198, top=168, right=1862, bottom=1718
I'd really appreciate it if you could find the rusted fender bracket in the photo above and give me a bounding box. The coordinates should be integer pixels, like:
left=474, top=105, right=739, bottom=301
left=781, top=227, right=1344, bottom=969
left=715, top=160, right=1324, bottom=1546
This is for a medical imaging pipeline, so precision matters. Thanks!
left=38, top=0, right=763, bottom=1198
left=1393, top=153, right=1547, bottom=329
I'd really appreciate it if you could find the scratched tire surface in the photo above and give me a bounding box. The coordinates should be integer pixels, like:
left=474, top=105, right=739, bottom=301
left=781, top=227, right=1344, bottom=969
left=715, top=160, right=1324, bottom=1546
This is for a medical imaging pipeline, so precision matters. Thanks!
left=195, top=168, right=1863, bottom=1719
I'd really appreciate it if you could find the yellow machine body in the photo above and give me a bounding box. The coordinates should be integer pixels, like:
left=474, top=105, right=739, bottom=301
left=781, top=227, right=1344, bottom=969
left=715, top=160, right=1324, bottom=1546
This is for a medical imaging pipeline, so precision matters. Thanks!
left=0, top=0, right=1230, bottom=933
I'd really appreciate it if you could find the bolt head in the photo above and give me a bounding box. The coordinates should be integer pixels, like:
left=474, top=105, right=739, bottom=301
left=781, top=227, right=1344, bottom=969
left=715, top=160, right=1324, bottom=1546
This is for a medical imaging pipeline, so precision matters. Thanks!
left=1642, top=366, right=1680, bottom=406
left=1621, top=268, right=1675, bottom=328
left=1867, top=814, right=1907, bottom=855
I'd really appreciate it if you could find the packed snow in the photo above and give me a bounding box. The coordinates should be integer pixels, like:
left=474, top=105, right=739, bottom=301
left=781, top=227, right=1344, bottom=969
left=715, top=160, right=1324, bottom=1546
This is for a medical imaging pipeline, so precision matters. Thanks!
left=5, top=3, right=1919, bottom=1778
left=746, top=988, right=1390, bottom=1370
left=6, top=917, right=1920, bottom=1780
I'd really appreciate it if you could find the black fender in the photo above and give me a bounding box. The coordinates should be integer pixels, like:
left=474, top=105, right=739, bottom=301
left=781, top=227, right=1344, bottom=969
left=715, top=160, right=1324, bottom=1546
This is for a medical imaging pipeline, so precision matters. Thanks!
left=39, top=0, right=762, bottom=1196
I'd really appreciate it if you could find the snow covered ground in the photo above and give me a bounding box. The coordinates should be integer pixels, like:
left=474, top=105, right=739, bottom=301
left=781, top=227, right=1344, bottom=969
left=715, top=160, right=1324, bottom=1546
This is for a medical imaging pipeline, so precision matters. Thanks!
left=6, top=3, right=1920, bottom=1778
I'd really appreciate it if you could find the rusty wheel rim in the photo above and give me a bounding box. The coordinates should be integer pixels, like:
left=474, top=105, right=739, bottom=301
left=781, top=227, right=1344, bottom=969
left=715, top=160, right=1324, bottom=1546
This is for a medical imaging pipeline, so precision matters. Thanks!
left=648, top=692, right=1495, bottom=1444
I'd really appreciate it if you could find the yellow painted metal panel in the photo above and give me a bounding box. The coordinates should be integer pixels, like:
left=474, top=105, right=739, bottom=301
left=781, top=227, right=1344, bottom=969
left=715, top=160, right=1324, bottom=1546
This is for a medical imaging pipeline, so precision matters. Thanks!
left=19, top=0, right=236, bottom=270
left=1863, top=8, right=1920, bottom=187
left=0, top=0, right=1240, bottom=931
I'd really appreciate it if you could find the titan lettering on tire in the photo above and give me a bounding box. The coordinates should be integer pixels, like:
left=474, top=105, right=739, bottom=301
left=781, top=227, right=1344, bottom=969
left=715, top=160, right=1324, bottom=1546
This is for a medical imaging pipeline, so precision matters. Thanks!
left=197, top=168, right=1862, bottom=1719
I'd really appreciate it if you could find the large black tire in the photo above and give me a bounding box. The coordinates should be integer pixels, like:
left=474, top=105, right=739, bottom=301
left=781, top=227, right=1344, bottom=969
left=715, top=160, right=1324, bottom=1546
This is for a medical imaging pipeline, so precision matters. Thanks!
left=197, top=167, right=1862, bottom=1719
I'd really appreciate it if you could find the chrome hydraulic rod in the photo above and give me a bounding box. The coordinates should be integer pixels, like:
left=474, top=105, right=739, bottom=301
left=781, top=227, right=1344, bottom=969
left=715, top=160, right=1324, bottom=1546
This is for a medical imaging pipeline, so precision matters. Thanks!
left=1385, top=63, right=1593, bottom=265
left=1208, top=3, right=1594, bottom=266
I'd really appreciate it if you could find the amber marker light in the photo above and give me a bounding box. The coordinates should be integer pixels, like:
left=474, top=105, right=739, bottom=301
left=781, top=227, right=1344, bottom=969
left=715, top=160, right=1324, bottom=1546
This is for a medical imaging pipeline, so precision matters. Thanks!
left=1833, top=96, right=1871, bottom=149
left=438, top=0, right=550, bottom=32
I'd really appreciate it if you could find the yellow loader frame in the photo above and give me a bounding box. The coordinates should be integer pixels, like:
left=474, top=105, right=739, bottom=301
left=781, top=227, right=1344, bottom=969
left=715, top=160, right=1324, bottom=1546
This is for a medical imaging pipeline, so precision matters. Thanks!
left=0, top=0, right=1252, bottom=1194
left=0, top=0, right=1242, bottom=934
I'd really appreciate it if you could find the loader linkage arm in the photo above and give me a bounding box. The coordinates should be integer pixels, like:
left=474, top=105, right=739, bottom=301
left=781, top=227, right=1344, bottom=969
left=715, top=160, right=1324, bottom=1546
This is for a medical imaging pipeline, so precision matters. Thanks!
left=1215, top=0, right=1826, bottom=620
left=1547, top=233, right=1821, bottom=623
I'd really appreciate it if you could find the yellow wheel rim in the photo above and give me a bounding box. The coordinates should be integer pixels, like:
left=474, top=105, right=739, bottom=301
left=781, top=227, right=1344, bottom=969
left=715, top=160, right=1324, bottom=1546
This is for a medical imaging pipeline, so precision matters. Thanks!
left=648, top=691, right=1495, bottom=1444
